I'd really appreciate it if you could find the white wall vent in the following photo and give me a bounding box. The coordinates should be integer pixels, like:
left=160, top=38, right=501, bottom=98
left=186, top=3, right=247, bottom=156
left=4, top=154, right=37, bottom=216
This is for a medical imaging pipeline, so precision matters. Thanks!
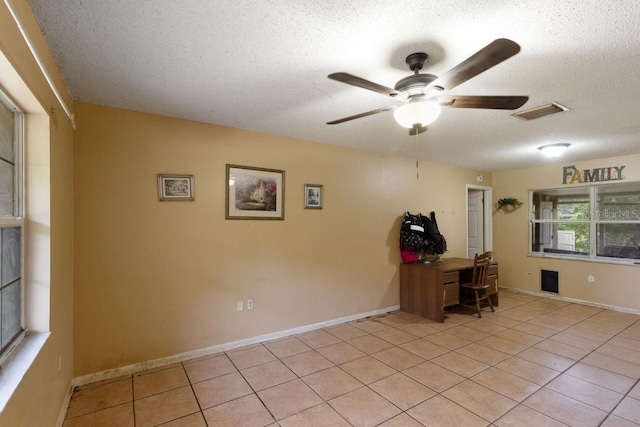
left=512, top=102, right=569, bottom=120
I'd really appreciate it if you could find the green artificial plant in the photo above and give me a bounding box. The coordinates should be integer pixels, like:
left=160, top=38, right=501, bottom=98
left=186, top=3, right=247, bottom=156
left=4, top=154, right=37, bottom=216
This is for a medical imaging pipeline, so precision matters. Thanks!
left=497, top=197, right=523, bottom=210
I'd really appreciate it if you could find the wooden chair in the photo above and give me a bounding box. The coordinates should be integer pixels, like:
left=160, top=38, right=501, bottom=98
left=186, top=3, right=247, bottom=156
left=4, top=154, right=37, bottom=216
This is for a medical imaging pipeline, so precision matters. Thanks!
left=459, top=252, right=494, bottom=318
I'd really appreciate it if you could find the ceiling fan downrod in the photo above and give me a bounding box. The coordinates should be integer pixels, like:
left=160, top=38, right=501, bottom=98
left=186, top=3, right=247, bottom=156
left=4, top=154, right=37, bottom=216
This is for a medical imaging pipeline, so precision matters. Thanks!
left=405, top=52, right=429, bottom=73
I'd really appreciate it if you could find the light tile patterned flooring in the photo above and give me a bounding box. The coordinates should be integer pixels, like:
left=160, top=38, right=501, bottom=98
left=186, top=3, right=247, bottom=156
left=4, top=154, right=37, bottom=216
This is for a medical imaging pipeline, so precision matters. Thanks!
left=63, top=290, right=640, bottom=426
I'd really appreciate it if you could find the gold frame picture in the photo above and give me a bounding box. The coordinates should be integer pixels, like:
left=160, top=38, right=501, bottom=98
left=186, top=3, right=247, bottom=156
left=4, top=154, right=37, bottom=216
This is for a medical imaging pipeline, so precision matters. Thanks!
left=304, top=184, right=323, bottom=209
left=226, top=164, right=285, bottom=219
left=158, top=174, right=194, bottom=201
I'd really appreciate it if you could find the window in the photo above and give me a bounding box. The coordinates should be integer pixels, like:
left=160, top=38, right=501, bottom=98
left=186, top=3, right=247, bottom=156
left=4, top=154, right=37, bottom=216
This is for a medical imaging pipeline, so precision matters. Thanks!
left=530, top=182, right=640, bottom=262
left=0, top=92, right=23, bottom=358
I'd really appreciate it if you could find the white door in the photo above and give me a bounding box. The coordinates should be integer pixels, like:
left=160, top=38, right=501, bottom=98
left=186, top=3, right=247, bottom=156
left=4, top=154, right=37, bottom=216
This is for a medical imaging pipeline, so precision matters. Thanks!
left=539, top=201, right=553, bottom=249
left=557, top=230, right=575, bottom=251
left=467, top=190, right=484, bottom=258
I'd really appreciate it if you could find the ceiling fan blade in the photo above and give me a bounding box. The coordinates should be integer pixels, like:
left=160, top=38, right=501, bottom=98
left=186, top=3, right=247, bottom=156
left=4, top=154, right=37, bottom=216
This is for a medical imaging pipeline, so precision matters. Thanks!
left=438, top=95, right=529, bottom=110
left=431, top=39, right=521, bottom=91
left=328, top=72, right=398, bottom=97
left=327, top=105, right=397, bottom=124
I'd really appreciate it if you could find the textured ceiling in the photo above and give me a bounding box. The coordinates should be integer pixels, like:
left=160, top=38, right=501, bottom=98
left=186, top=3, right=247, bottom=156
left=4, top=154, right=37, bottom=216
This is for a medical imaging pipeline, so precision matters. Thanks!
left=27, top=0, right=640, bottom=171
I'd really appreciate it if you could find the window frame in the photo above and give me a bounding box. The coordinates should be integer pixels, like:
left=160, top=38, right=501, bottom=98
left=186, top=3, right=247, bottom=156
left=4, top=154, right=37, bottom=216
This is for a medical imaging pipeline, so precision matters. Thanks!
left=0, top=89, right=25, bottom=362
left=529, top=182, right=640, bottom=265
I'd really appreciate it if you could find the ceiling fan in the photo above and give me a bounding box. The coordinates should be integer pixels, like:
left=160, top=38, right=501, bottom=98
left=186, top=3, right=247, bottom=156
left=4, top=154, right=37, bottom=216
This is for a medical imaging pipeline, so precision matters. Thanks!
left=327, top=38, right=529, bottom=135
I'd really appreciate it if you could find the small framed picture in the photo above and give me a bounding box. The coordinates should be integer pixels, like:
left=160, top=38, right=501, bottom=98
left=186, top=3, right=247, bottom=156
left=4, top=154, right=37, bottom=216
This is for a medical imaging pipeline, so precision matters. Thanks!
left=226, top=164, right=285, bottom=219
left=158, top=174, right=194, bottom=201
left=304, top=184, right=323, bottom=209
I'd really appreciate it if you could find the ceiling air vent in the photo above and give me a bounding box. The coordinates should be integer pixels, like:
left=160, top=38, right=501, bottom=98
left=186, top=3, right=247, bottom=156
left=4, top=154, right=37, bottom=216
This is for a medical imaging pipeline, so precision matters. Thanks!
left=512, top=102, right=569, bottom=121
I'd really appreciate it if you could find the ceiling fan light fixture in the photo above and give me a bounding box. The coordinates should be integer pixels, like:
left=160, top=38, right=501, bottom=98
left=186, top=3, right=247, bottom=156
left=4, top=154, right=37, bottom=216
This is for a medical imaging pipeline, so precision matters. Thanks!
left=393, top=100, right=441, bottom=128
left=538, top=143, right=570, bottom=158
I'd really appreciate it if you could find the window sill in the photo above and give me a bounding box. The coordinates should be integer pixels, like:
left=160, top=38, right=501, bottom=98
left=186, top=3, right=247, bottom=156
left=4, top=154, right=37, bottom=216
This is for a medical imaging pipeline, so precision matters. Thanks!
left=0, top=332, right=50, bottom=413
left=529, top=252, right=640, bottom=266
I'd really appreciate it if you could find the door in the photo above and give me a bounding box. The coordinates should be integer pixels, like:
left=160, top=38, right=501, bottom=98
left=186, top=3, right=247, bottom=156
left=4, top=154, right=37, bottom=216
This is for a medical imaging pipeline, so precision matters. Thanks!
left=539, top=201, right=553, bottom=250
left=467, top=190, right=484, bottom=258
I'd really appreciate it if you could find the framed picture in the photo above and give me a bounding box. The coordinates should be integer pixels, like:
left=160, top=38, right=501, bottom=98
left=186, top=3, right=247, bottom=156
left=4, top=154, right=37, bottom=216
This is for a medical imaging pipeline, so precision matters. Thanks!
left=158, top=174, right=194, bottom=201
left=226, top=164, right=285, bottom=219
left=304, top=184, right=323, bottom=209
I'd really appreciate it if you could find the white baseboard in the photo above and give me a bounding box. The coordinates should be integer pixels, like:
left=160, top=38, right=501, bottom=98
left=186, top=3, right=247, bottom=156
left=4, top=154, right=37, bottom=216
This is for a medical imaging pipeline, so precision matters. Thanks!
left=501, top=286, right=640, bottom=316
left=56, top=380, right=74, bottom=427
left=60, top=290, right=640, bottom=421
left=73, top=304, right=399, bottom=388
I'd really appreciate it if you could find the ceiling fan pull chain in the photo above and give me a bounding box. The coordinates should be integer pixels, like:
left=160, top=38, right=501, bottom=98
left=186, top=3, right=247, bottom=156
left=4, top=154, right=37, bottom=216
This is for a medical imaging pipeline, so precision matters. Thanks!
left=415, top=128, right=419, bottom=180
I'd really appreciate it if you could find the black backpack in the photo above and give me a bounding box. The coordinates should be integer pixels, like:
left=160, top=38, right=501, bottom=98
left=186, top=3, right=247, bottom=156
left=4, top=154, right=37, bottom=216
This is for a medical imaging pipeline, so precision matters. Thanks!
left=399, top=211, right=447, bottom=255
left=422, top=211, right=447, bottom=255
left=400, top=212, right=426, bottom=252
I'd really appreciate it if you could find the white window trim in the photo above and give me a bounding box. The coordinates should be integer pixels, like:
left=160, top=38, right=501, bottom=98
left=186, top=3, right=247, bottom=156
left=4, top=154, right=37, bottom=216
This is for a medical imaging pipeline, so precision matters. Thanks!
left=0, top=332, right=49, bottom=412
left=0, top=50, right=51, bottom=413
left=529, top=183, right=640, bottom=265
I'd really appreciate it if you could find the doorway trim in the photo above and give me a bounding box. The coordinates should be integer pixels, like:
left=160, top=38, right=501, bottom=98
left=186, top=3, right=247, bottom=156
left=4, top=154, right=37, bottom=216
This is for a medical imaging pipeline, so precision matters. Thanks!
left=466, top=184, right=493, bottom=253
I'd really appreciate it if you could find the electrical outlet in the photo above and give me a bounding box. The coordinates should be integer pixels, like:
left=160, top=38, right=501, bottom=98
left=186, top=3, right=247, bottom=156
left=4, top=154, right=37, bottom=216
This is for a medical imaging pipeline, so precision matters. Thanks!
left=237, top=301, right=243, bottom=312
left=247, top=299, right=254, bottom=310
left=587, top=275, right=596, bottom=283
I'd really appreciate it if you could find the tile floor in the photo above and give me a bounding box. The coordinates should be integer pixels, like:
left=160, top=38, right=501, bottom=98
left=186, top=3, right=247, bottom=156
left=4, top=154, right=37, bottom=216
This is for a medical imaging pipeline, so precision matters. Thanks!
left=62, top=290, right=640, bottom=426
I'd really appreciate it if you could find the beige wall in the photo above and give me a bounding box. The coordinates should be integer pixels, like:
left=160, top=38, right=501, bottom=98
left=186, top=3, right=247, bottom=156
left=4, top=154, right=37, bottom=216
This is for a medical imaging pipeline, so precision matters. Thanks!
left=73, top=101, right=490, bottom=376
left=493, top=154, right=640, bottom=311
left=4, top=2, right=640, bottom=424
left=0, top=1, right=75, bottom=426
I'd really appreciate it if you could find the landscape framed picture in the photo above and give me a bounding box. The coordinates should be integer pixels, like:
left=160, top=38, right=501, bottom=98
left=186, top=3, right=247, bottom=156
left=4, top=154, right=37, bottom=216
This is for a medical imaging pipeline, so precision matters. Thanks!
left=304, top=184, right=323, bottom=209
left=158, top=174, right=194, bottom=201
left=226, top=164, right=285, bottom=219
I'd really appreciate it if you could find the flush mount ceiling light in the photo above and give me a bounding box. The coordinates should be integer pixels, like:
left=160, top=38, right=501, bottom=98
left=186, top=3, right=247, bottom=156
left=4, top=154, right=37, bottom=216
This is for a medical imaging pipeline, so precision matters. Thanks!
left=538, top=143, right=570, bottom=158
left=393, top=99, right=442, bottom=128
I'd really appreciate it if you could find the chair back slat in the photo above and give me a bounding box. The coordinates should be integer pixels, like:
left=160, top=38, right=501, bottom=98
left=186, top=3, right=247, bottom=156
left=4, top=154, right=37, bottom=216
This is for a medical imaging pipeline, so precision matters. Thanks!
left=460, top=251, right=495, bottom=318
left=472, top=251, right=493, bottom=288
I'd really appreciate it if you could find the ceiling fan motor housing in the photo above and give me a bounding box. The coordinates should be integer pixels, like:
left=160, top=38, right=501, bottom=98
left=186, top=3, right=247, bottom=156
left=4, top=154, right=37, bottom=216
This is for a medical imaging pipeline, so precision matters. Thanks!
left=393, top=52, right=440, bottom=98
left=394, top=74, right=440, bottom=98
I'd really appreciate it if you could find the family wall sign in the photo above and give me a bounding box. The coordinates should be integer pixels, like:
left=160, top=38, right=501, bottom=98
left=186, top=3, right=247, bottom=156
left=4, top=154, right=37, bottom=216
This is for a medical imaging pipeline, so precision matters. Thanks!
left=562, top=165, right=626, bottom=185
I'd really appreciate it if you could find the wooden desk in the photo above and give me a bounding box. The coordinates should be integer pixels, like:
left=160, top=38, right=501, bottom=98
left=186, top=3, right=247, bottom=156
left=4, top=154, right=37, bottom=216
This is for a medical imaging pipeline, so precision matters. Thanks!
left=399, top=258, right=498, bottom=322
